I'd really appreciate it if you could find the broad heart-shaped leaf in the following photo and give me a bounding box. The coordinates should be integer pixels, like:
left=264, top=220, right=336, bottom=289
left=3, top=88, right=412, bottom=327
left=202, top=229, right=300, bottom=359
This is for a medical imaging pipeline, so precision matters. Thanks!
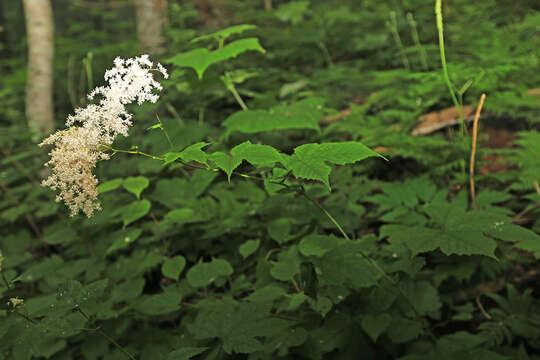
left=209, top=152, right=243, bottom=182
left=283, top=141, right=384, bottom=189
left=379, top=203, right=529, bottom=258
left=167, top=38, right=265, bottom=79
left=186, top=258, right=234, bottom=288
left=97, top=178, right=123, bottom=194
left=162, top=255, right=187, bottom=281
left=121, top=200, right=151, bottom=227
left=191, top=24, right=256, bottom=43
left=231, top=141, right=281, bottom=166
left=223, top=97, right=325, bottom=136
left=163, top=142, right=209, bottom=165
left=122, top=176, right=149, bottom=199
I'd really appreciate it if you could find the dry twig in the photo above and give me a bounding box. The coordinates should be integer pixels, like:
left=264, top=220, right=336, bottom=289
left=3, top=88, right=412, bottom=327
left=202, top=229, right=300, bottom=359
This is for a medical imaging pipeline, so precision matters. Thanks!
left=469, top=93, right=486, bottom=210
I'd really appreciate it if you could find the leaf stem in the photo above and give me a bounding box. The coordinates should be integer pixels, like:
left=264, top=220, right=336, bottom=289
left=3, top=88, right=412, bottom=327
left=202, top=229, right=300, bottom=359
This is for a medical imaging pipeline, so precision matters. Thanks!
left=435, top=0, right=464, bottom=134
left=77, top=308, right=136, bottom=360
left=156, top=114, right=174, bottom=150
left=223, top=72, right=249, bottom=111
left=407, top=12, right=428, bottom=71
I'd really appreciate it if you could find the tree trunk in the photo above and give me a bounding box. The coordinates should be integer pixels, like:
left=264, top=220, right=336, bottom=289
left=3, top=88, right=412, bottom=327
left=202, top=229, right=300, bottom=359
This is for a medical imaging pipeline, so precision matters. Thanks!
left=264, top=0, right=272, bottom=11
left=23, top=0, right=55, bottom=135
left=134, top=0, right=167, bottom=55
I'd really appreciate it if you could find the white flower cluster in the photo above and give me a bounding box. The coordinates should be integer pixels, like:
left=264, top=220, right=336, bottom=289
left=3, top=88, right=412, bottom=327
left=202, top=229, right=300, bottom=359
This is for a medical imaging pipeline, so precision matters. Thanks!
left=40, top=55, right=168, bottom=217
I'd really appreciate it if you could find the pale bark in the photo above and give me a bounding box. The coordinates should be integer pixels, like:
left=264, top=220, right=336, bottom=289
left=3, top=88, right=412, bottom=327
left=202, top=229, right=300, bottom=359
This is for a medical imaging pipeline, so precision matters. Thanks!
left=23, top=0, right=55, bottom=135
left=134, top=0, right=167, bottom=55
left=264, top=0, right=272, bottom=11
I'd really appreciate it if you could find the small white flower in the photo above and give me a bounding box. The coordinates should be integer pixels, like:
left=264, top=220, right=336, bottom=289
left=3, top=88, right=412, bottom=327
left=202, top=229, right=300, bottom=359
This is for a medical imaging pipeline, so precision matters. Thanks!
left=40, top=55, right=168, bottom=217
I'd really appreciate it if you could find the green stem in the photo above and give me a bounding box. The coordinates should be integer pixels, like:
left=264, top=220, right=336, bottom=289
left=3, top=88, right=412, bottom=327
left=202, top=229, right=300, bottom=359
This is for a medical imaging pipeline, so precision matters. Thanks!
left=407, top=12, right=429, bottom=71
left=156, top=115, right=174, bottom=150
left=300, top=185, right=437, bottom=342
left=435, top=0, right=464, bottom=134
left=77, top=308, right=136, bottom=360
left=387, top=11, right=410, bottom=71
left=104, top=145, right=164, bottom=161
left=1, top=271, right=10, bottom=289
left=224, top=72, right=248, bottom=111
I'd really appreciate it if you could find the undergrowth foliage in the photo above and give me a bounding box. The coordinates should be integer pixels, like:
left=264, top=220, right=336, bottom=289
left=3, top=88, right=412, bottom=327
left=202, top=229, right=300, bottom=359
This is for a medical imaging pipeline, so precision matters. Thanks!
left=1, top=1, right=540, bottom=360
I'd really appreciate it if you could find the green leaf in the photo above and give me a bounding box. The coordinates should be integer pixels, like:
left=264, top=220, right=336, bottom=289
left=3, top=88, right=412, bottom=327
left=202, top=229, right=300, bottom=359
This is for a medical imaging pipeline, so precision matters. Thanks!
left=223, top=97, right=324, bottom=136
left=360, top=313, right=392, bottom=342
left=122, top=200, right=151, bottom=227
left=299, top=234, right=343, bottom=257
left=400, top=280, right=441, bottom=315
left=123, top=176, right=149, bottom=199
left=318, top=243, right=382, bottom=289
left=106, top=228, right=142, bottom=256
left=239, top=239, right=260, bottom=259
left=167, top=38, right=265, bottom=79
left=191, top=24, right=256, bottom=43
left=188, top=300, right=292, bottom=354
left=270, top=246, right=301, bottom=281
left=44, top=227, right=77, bottom=245
left=186, top=258, right=234, bottom=288
left=284, top=141, right=384, bottom=189
left=162, top=256, right=187, bottom=281
left=97, top=178, right=123, bottom=194
left=380, top=204, right=515, bottom=258
left=163, top=142, right=209, bottom=165
left=164, top=208, right=196, bottom=224
left=209, top=152, right=243, bottom=182
left=132, top=292, right=182, bottom=315
left=231, top=141, right=282, bottom=166
left=245, top=285, right=286, bottom=303
left=167, top=347, right=208, bottom=360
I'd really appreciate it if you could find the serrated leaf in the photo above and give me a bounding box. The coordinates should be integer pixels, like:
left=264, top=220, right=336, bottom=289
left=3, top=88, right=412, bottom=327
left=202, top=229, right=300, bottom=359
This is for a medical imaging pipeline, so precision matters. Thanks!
left=167, top=38, right=265, bottom=79
left=186, top=258, right=234, bottom=288
left=209, top=152, right=243, bottom=182
left=189, top=300, right=292, bottom=354
left=223, top=97, right=324, bottom=136
left=123, top=176, right=149, bottom=199
left=360, top=313, right=392, bottom=342
left=122, top=200, right=151, bottom=227
left=163, top=142, right=209, bottom=165
left=380, top=204, right=518, bottom=258
left=284, top=141, right=384, bottom=189
left=162, top=256, right=186, bottom=281
left=231, top=141, right=281, bottom=166
left=97, top=178, right=123, bottom=193
left=191, top=24, right=256, bottom=43
left=239, top=239, right=260, bottom=259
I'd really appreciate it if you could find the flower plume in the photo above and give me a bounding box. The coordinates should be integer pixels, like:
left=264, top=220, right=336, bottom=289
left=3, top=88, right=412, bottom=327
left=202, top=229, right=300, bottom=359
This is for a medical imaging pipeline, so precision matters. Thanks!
left=40, top=55, right=168, bottom=217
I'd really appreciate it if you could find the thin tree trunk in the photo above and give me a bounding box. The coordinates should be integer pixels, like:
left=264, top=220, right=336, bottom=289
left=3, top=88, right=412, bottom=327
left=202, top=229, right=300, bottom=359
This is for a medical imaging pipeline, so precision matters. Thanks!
left=264, top=0, right=272, bottom=11
left=134, top=0, right=167, bottom=55
left=23, top=0, right=54, bottom=135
